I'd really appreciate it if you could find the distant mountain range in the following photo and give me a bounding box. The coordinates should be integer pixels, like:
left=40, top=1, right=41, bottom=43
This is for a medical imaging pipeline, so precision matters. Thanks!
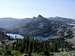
left=0, top=15, right=74, bottom=29
left=0, top=15, right=75, bottom=39
left=0, top=18, right=32, bottom=30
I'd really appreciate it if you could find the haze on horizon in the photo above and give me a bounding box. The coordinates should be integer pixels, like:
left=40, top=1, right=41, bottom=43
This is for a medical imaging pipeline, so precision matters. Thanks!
left=0, top=0, right=75, bottom=19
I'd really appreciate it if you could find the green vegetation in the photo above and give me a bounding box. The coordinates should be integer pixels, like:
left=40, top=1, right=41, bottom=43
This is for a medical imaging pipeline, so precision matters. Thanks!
left=8, top=28, right=73, bottom=56
left=0, top=48, right=22, bottom=56
left=0, top=27, right=74, bottom=56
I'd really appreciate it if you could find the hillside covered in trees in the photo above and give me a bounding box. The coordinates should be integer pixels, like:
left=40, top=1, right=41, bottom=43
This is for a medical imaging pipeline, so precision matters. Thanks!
left=0, top=15, right=75, bottom=56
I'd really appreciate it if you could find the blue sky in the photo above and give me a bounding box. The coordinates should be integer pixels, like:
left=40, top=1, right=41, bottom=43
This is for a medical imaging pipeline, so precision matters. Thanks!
left=0, top=0, right=75, bottom=19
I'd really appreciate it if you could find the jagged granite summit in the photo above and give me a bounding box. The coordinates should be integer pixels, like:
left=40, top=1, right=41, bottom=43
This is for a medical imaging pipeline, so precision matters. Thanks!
left=0, top=15, right=74, bottom=40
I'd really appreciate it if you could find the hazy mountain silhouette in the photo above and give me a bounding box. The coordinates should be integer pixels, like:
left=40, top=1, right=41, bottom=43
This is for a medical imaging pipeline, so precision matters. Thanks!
left=4, top=15, right=73, bottom=37
left=0, top=15, right=74, bottom=37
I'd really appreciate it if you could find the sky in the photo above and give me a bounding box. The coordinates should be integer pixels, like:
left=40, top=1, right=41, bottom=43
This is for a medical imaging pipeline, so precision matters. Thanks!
left=0, top=0, right=75, bottom=19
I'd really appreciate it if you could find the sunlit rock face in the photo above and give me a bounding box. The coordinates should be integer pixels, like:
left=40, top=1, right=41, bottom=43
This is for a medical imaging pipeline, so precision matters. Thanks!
left=7, top=33, right=24, bottom=39
left=0, top=15, right=74, bottom=40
